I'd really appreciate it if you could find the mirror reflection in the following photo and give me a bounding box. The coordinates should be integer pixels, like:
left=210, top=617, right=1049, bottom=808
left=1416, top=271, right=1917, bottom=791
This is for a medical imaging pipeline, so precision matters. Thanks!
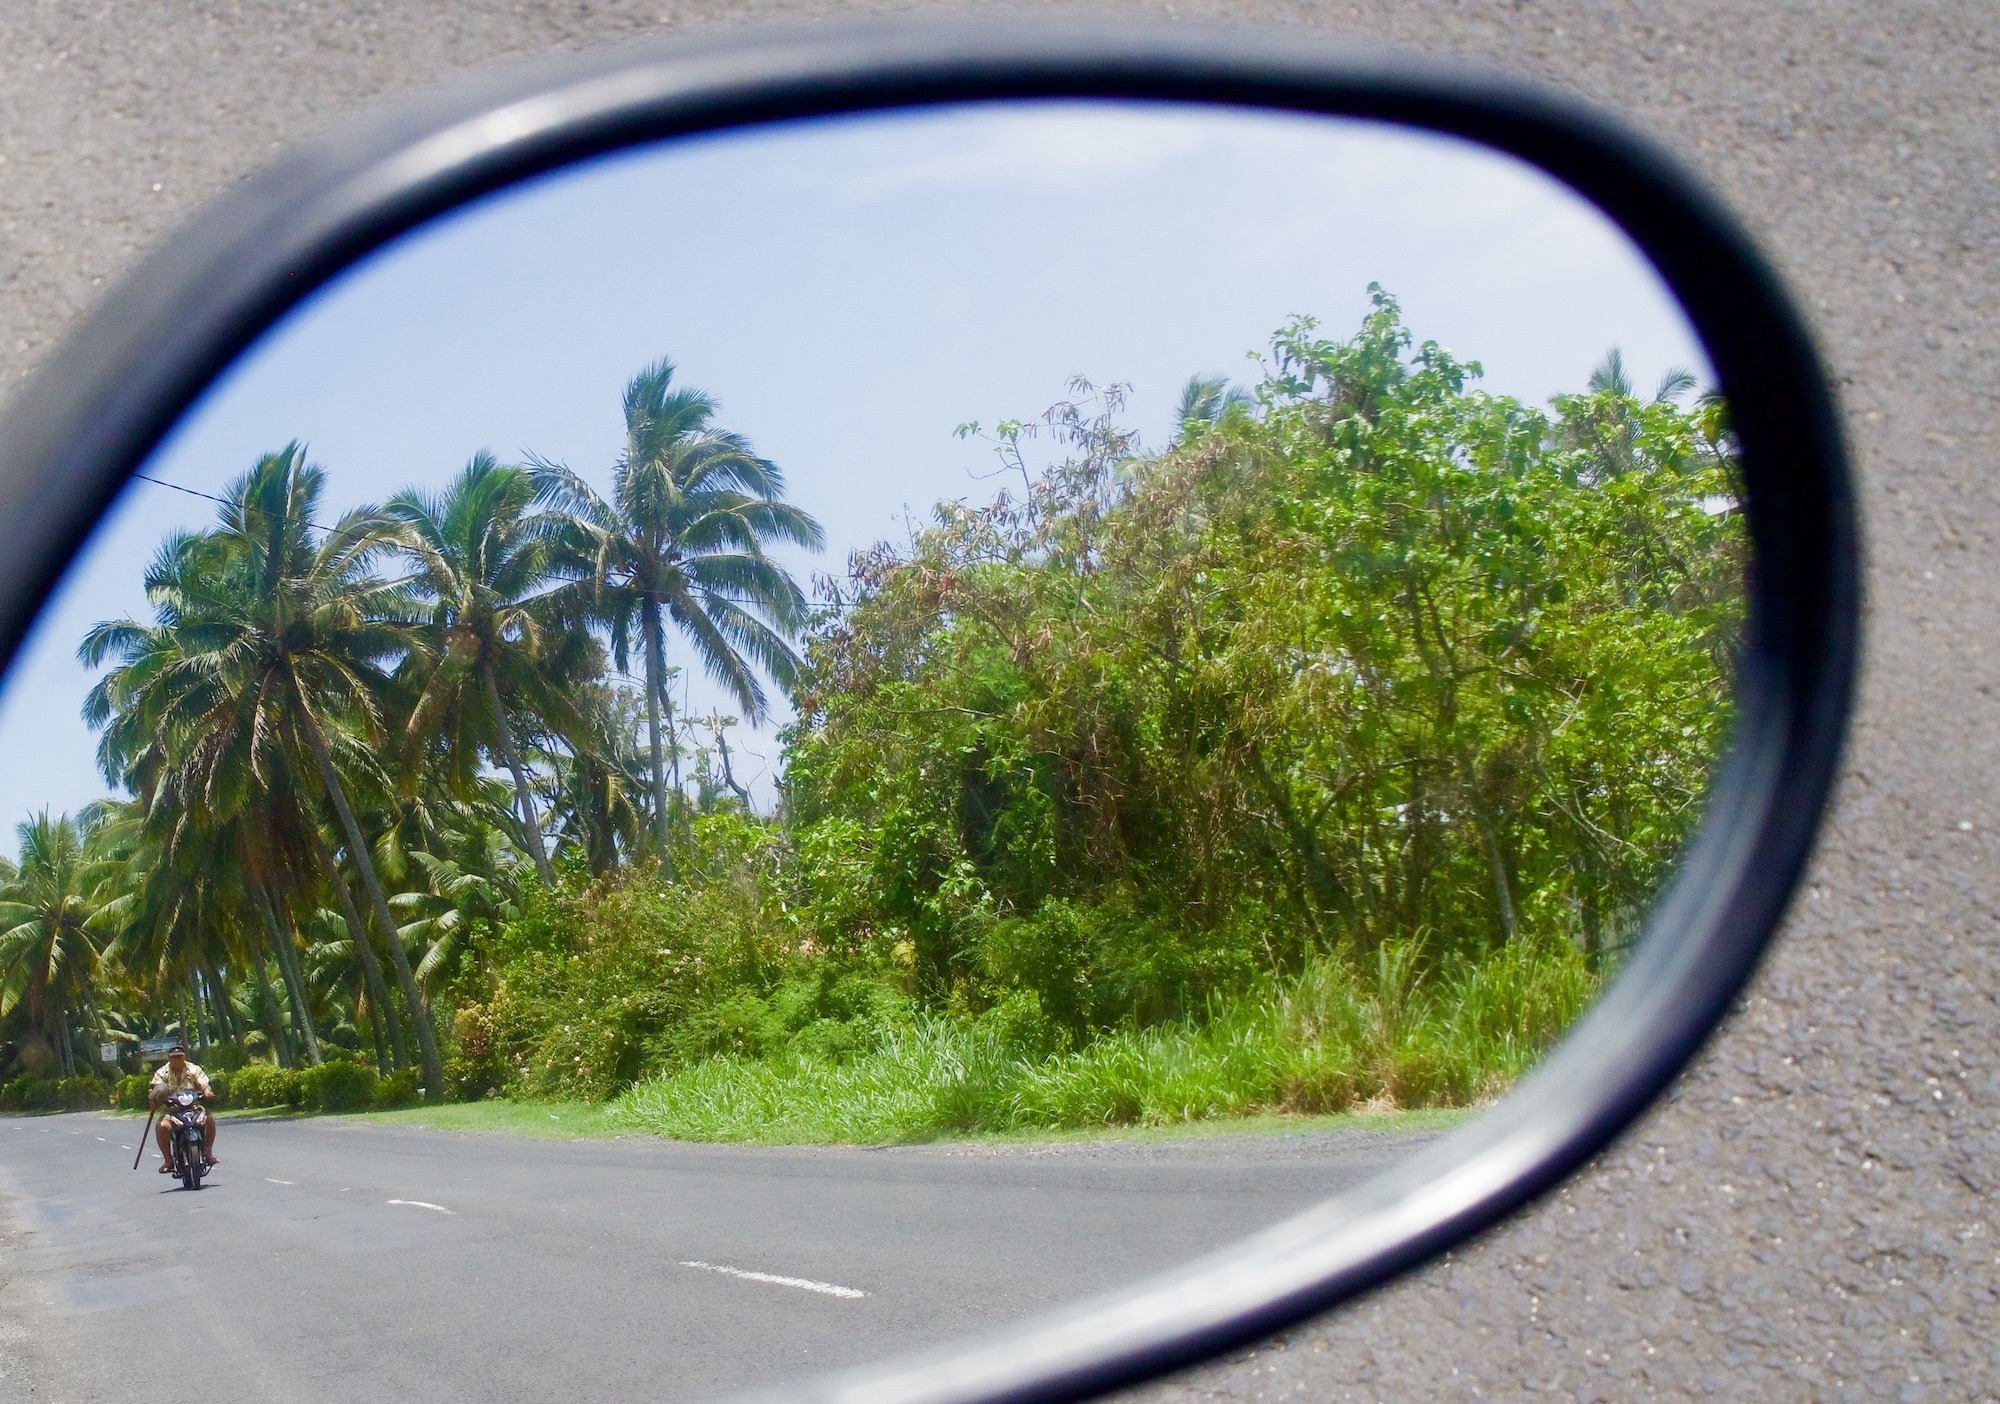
left=0, top=102, right=1740, bottom=1399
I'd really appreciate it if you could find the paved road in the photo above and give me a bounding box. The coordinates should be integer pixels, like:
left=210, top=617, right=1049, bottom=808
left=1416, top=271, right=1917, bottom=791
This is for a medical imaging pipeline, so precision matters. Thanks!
left=0, top=1112, right=1438, bottom=1403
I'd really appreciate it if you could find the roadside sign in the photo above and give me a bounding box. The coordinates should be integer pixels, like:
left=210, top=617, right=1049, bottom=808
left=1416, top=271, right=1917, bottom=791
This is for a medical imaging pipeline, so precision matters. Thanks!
left=137, top=1036, right=179, bottom=1058
left=99, top=1043, right=118, bottom=1063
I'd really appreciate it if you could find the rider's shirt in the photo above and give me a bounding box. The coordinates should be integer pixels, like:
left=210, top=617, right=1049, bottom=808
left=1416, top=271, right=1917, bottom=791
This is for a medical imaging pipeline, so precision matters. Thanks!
left=150, top=1061, right=211, bottom=1097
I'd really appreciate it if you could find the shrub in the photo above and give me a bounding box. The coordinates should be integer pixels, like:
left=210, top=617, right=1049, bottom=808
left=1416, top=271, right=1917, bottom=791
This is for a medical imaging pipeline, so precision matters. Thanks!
left=977, top=895, right=1256, bottom=1037
left=973, top=989, right=1069, bottom=1062
left=230, top=1062, right=305, bottom=1110
left=58, top=1076, right=109, bottom=1109
left=372, top=1069, right=420, bottom=1109
left=609, top=940, right=1607, bottom=1143
left=444, top=1006, right=503, bottom=1101
left=611, top=1020, right=1018, bottom=1144
left=302, top=1060, right=378, bottom=1112
left=0, top=1076, right=109, bottom=1111
left=489, top=857, right=786, bottom=1100
left=112, top=1073, right=152, bottom=1109
left=442, top=1055, right=500, bottom=1102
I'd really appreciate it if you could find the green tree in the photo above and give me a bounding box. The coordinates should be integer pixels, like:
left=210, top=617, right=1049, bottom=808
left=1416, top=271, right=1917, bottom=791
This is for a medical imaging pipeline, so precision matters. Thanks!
left=783, top=289, right=1743, bottom=1019
left=547, top=683, right=653, bottom=876
left=387, top=453, right=592, bottom=886
left=530, top=357, right=823, bottom=855
left=1169, top=373, right=1253, bottom=446
left=0, top=812, right=102, bottom=1077
left=81, top=445, right=446, bottom=1095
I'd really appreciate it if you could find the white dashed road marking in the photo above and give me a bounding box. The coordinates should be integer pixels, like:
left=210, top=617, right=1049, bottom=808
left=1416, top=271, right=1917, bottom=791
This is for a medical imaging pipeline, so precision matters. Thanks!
left=266, top=1178, right=294, bottom=1185
left=679, top=1261, right=866, bottom=1298
left=387, top=1199, right=454, bottom=1214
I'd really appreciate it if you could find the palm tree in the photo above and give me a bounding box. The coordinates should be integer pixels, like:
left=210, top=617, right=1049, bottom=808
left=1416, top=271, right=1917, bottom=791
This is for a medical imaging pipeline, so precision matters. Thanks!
left=548, top=683, right=653, bottom=875
left=391, top=808, right=522, bottom=992
left=0, top=812, right=102, bottom=1077
left=81, top=444, right=446, bottom=1096
left=1588, top=346, right=1698, bottom=405
left=387, top=454, right=593, bottom=886
left=1169, top=373, right=1253, bottom=446
left=530, top=357, right=822, bottom=853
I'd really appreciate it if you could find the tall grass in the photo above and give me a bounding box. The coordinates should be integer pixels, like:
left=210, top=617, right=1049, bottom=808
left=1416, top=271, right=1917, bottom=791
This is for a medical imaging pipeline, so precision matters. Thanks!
left=608, top=936, right=1598, bottom=1144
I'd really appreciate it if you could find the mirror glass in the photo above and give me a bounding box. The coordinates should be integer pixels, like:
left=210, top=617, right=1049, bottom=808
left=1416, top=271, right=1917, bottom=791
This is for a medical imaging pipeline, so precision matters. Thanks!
left=0, top=102, right=1742, bottom=1400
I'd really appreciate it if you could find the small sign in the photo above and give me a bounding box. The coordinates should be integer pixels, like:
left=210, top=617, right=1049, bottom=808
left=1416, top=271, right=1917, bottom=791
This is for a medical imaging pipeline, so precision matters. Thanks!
left=99, top=1043, right=118, bottom=1063
left=138, top=1037, right=180, bottom=1058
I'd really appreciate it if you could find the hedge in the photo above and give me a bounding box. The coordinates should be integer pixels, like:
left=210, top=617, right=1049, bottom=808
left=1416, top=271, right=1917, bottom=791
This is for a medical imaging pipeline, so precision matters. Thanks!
left=0, top=1076, right=110, bottom=1111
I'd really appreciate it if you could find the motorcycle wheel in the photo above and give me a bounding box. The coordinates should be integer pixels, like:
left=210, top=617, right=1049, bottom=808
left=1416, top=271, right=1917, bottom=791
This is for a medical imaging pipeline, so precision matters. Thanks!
left=178, top=1140, right=199, bottom=1191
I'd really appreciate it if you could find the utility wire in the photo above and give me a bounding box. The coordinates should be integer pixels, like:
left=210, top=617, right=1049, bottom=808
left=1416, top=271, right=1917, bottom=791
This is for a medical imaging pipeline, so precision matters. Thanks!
left=130, top=472, right=345, bottom=537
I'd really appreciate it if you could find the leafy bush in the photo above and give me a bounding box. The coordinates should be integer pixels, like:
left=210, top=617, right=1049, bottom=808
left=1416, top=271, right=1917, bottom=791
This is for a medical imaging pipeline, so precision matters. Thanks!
left=302, top=1060, right=378, bottom=1112
left=975, top=895, right=1260, bottom=1039
left=112, top=1073, right=152, bottom=1109
left=485, top=847, right=789, bottom=1100
left=443, top=1005, right=503, bottom=1101
left=226, top=1059, right=402, bottom=1113
left=230, top=1063, right=305, bottom=1110
left=373, top=1069, right=421, bottom=1108
left=609, top=941, right=1600, bottom=1142
left=0, top=1076, right=108, bottom=1111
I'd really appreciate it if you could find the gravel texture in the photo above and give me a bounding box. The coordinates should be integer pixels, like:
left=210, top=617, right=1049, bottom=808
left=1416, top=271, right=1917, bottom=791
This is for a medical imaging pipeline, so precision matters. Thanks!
left=2, top=2, right=1995, bottom=1401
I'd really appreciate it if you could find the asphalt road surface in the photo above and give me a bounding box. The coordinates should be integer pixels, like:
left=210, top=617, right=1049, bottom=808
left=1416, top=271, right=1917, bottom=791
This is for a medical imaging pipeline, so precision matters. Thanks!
left=0, top=1112, right=1440, bottom=1403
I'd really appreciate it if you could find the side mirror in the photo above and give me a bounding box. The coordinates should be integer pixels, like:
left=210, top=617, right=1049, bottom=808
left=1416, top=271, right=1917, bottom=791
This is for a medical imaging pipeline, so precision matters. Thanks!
left=0, top=21, right=1855, bottom=1404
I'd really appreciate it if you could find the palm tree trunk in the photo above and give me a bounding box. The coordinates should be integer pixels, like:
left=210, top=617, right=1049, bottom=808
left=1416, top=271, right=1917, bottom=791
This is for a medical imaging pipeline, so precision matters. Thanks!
left=202, top=974, right=219, bottom=1049
left=207, top=966, right=238, bottom=1047
left=258, top=889, right=323, bottom=1066
left=185, top=975, right=205, bottom=1052
left=294, top=700, right=445, bottom=1098
left=301, top=817, right=407, bottom=1073
left=200, top=968, right=224, bottom=1045
left=83, top=993, right=105, bottom=1076
left=364, top=991, right=389, bottom=1071
left=482, top=662, right=555, bottom=885
left=641, top=600, right=672, bottom=859
left=252, top=882, right=323, bottom=1066
left=245, top=931, right=294, bottom=1067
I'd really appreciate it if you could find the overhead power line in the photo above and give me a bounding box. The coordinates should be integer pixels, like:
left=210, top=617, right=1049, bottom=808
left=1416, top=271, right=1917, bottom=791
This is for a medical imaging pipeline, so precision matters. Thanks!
left=130, top=472, right=343, bottom=536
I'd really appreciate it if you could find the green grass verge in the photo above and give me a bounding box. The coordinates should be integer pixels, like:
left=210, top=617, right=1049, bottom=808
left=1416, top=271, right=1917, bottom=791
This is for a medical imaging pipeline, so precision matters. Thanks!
left=351, top=1100, right=626, bottom=1139
left=606, top=943, right=1591, bottom=1146
left=901, top=1103, right=1480, bottom=1148
left=292, top=1096, right=1471, bottom=1146
left=135, top=939, right=1582, bottom=1148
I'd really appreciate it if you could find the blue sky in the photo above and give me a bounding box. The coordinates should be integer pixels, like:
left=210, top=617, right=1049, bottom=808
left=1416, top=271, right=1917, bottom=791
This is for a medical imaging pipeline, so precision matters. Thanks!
left=0, top=100, right=1709, bottom=825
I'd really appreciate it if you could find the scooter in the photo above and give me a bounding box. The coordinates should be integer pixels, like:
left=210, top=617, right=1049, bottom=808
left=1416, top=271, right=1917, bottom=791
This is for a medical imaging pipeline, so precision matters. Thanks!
left=163, top=1089, right=210, bottom=1191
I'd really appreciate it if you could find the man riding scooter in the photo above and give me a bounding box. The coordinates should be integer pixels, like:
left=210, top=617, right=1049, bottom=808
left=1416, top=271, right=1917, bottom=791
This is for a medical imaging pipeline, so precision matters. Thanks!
left=150, top=1044, right=217, bottom=1173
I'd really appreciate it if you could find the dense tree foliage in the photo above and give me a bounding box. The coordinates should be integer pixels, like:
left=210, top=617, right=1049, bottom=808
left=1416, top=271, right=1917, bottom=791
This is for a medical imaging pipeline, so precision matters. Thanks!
left=770, top=289, right=1740, bottom=1046
left=0, top=296, right=1742, bottom=1132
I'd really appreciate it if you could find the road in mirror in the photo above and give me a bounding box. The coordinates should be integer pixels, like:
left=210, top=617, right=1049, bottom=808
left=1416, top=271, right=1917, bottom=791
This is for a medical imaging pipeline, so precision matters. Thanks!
left=0, top=102, right=1742, bottom=1401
